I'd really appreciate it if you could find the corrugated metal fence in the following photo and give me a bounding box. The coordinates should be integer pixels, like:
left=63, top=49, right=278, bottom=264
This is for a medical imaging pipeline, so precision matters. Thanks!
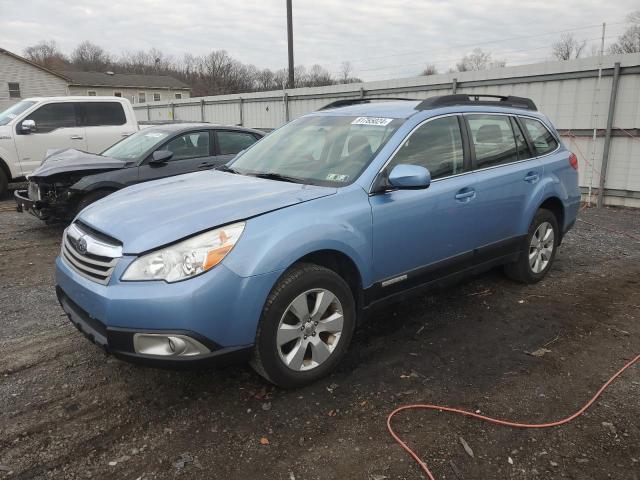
left=134, top=53, right=640, bottom=207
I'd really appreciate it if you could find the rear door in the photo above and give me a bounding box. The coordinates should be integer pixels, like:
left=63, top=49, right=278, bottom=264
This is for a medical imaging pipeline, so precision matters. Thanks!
left=81, top=101, right=132, bottom=153
left=13, top=102, right=87, bottom=175
left=464, top=113, right=542, bottom=259
left=214, top=129, right=261, bottom=164
left=137, top=130, right=216, bottom=182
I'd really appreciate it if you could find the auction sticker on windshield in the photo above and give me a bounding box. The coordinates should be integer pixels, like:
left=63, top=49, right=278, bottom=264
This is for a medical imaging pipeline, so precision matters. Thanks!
left=351, top=117, right=393, bottom=126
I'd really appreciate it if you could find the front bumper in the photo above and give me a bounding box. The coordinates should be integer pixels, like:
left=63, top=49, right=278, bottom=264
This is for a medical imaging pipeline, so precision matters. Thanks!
left=55, top=255, right=283, bottom=367
left=14, top=189, right=69, bottom=221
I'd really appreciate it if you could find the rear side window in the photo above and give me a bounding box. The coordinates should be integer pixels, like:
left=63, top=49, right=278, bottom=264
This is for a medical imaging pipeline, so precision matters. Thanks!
left=217, top=130, right=259, bottom=155
left=467, top=114, right=518, bottom=168
left=521, top=118, right=558, bottom=156
left=163, top=131, right=210, bottom=161
left=387, top=116, right=464, bottom=180
left=26, top=103, right=76, bottom=133
left=83, top=102, right=126, bottom=126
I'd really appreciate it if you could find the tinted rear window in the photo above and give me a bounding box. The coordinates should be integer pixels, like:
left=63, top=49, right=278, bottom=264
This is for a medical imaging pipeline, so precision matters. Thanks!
left=521, top=118, right=558, bottom=156
left=83, top=102, right=126, bottom=127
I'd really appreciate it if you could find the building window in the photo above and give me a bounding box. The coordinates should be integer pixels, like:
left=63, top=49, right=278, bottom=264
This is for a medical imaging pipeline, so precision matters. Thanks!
left=113, top=91, right=122, bottom=97
left=153, top=93, right=161, bottom=102
left=175, top=93, right=182, bottom=100
left=87, top=90, right=97, bottom=96
left=8, top=82, right=21, bottom=98
left=138, top=92, right=146, bottom=103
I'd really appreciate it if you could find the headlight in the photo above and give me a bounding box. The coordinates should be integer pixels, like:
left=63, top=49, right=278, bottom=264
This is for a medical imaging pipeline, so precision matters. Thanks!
left=122, top=222, right=245, bottom=283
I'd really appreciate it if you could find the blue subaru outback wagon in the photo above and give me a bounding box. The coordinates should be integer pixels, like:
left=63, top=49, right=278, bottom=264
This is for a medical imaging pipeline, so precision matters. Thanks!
left=56, top=94, right=580, bottom=387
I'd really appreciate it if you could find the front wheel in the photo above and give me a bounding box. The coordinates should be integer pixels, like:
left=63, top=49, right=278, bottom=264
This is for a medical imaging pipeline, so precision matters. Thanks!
left=74, top=189, right=115, bottom=217
left=251, top=263, right=356, bottom=388
left=505, top=208, right=559, bottom=283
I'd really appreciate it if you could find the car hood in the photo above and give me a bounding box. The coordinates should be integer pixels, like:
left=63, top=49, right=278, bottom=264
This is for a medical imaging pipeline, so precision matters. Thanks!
left=78, top=171, right=337, bottom=254
left=28, top=149, right=129, bottom=179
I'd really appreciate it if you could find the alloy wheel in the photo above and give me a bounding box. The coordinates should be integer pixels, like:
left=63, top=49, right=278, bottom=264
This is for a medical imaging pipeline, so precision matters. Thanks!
left=529, top=221, right=555, bottom=273
left=276, top=288, right=344, bottom=371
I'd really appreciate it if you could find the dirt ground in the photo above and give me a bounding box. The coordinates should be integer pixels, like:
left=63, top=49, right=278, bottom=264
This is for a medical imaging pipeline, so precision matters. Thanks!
left=0, top=195, right=638, bottom=480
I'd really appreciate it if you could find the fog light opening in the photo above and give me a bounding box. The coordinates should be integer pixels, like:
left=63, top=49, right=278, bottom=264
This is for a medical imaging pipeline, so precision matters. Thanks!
left=133, top=333, right=210, bottom=357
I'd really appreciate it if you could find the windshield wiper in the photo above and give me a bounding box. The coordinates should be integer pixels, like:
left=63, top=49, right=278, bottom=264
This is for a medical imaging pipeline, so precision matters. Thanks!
left=215, top=164, right=240, bottom=174
left=250, top=172, right=306, bottom=184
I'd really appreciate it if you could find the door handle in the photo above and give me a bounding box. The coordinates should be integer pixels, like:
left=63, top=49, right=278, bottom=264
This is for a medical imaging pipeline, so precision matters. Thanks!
left=198, top=162, right=214, bottom=169
left=70, top=135, right=84, bottom=140
left=455, top=189, right=476, bottom=202
left=121, top=132, right=134, bottom=137
left=524, top=172, right=539, bottom=183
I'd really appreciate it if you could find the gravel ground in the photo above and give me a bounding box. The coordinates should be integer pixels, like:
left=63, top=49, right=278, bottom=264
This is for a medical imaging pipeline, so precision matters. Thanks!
left=0, top=198, right=638, bottom=480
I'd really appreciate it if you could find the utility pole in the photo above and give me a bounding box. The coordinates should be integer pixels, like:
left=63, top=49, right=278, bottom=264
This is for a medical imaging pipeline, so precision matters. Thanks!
left=286, top=0, right=294, bottom=89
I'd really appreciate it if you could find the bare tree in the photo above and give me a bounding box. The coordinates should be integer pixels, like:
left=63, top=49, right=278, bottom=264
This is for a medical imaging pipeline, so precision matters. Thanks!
left=551, top=33, right=587, bottom=60
left=23, top=40, right=69, bottom=70
left=609, top=10, right=640, bottom=54
left=339, top=61, right=353, bottom=83
left=421, top=64, right=438, bottom=76
left=456, top=48, right=505, bottom=72
left=71, top=41, right=111, bottom=71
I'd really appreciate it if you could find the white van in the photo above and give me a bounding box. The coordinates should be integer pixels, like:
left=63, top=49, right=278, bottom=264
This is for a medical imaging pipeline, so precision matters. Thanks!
left=0, top=97, right=139, bottom=196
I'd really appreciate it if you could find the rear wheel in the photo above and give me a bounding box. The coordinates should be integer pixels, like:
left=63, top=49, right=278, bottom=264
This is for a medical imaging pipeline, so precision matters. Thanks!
left=251, top=263, right=356, bottom=388
left=75, top=189, right=115, bottom=216
left=505, top=208, right=559, bottom=283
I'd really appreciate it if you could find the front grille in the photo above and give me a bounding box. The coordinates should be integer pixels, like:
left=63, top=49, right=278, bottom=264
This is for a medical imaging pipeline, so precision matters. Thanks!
left=61, top=223, right=122, bottom=285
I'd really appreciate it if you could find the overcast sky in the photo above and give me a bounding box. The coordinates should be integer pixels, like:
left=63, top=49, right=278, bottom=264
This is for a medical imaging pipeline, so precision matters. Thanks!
left=0, top=0, right=636, bottom=80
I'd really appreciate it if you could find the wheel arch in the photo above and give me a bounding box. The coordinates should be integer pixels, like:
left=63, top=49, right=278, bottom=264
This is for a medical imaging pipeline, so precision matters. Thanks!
left=537, top=196, right=565, bottom=238
left=0, top=156, right=12, bottom=182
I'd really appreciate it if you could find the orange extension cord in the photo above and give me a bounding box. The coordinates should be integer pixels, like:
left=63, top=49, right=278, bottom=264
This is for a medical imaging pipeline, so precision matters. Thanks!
left=387, top=354, right=639, bottom=480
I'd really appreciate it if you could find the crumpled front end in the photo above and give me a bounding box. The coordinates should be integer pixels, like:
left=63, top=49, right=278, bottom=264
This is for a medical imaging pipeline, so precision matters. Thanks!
left=15, top=179, right=77, bottom=222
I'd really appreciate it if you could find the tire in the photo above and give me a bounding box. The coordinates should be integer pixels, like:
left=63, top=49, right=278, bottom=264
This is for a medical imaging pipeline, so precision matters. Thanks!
left=504, top=208, right=560, bottom=284
left=75, top=189, right=115, bottom=216
left=251, top=263, right=356, bottom=388
left=0, top=168, right=8, bottom=199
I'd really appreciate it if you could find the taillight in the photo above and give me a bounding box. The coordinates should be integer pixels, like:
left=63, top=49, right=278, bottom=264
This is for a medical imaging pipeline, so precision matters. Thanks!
left=569, top=153, right=578, bottom=170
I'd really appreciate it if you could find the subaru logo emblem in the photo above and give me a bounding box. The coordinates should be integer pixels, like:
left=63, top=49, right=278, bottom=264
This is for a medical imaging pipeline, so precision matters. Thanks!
left=77, top=237, right=88, bottom=255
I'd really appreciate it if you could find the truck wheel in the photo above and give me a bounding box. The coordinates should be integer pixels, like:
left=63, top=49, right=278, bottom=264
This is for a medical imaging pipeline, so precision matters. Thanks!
left=251, top=263, right=356, bottom=388
left=0, top=169, right=8, bottom=199
left=75, top=189, right=115, bottom=216
left=504, top=208, right=559, bottom=284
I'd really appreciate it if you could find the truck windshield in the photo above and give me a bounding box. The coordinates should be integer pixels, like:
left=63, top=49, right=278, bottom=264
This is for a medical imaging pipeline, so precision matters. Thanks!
left=0, top=101, right=36, bottom=126
left=230, top=115, right=403, bottom=186
left=102, top=129, right=170, bottom=160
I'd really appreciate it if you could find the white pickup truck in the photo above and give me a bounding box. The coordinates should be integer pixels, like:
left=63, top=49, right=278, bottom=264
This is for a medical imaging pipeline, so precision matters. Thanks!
left=0, top=96, right=139, bottom=196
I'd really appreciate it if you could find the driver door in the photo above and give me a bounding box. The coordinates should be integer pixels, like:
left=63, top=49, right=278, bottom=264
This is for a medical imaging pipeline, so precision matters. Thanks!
left=14, top=102, right=86, bottom=176
left=137, top=130, right=216, bottom=182
left=369, top=115, right=479, bottom=297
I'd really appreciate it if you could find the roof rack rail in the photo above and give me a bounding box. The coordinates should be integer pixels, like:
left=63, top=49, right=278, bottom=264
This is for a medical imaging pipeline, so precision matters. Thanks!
left=319, top=97, right=417, bottom=111
left=416, top=94, right=537, bottom=111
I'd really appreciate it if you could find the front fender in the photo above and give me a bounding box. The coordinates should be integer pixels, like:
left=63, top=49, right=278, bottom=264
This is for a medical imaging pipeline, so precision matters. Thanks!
left=223, top=187, right=374, bottom=287
left=0, top=144, right=20, bottom=179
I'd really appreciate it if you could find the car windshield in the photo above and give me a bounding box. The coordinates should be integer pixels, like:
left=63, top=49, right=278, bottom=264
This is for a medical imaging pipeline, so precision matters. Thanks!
left=102, top=129, right=170, bottom=160
left=0, top=101, right=36, bottom=126
left=229, top=115, right=404, bottom=186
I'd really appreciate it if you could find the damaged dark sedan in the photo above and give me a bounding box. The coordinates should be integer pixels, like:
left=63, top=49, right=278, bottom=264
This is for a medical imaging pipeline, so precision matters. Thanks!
left=14, top=123, right=264, bottom=223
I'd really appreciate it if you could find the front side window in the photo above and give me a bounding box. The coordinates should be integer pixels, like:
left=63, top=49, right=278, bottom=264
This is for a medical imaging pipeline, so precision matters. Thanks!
left=521, top=118, right=558, bottom=156
left=230, top=115, right=403, bottom=186
left=387, top=116, right=464, bottom=179
left=467, top=114, right=518, bottom=169
left=0, top=100, right=35, bottom=126
left=83, top=102, right=126, bottom=126
left=217, top=130, right=259, bottom=155
left=163, top=131, right=210, bottom=161
left=25, top=103, right=76, bottom=133
left=8, top=82, right=21, bottom=98
left=102, top=129, right=170, bottom=160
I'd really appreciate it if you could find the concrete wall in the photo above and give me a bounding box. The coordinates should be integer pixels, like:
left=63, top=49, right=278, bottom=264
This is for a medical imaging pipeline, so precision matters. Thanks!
left=0, top=52, right=69, bottom=111
left=134, top=53, right=640, bottom=207
left=67, top=85, right=190, bottom=104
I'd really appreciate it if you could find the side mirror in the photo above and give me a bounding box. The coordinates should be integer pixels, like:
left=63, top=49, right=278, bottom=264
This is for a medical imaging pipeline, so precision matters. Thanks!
left=150, top=150, right=173, bottom=165
left=20, top=119, right=36, bottom=134
left=387, top=164, right=431, bottom=190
